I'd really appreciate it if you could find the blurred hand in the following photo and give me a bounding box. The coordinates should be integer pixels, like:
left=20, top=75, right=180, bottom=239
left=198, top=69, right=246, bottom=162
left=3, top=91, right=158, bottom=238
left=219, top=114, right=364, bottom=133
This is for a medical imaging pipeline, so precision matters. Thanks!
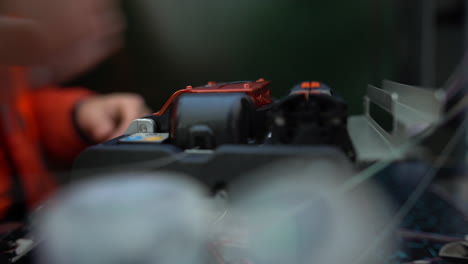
left=76, top=93, right=151, bottom=143
left=0, top=0, right=124, bottom=84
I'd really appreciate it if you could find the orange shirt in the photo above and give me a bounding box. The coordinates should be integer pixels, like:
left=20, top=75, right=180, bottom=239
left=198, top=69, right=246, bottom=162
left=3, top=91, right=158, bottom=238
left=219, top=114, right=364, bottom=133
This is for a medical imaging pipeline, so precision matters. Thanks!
left=0, top=67, right=92, bottom=220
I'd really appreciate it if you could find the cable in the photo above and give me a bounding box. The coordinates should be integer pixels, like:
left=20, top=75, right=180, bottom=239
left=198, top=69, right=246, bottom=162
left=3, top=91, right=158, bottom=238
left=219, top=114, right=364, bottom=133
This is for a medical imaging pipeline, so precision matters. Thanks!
left=351, top=116, right=468, bottom=264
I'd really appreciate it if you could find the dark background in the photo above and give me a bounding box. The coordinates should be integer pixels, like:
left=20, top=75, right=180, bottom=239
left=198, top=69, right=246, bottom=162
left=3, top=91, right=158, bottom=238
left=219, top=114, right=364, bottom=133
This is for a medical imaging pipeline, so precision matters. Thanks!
left=66, top=0, right=467, bottom=114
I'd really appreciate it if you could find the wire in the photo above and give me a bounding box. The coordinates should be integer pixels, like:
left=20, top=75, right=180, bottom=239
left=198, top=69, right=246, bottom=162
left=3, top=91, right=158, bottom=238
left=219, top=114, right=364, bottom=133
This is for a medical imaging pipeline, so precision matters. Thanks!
left=351, top=116, right=468, bottom=264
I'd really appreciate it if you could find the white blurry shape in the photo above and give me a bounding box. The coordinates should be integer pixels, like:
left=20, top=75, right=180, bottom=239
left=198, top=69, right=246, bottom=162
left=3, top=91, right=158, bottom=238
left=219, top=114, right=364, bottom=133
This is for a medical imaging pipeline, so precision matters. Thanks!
left=35, top=172, right=209, bottom=264
left=226, top=158, right=395, bottom=264
left=34, top=159, right=394, bottom=264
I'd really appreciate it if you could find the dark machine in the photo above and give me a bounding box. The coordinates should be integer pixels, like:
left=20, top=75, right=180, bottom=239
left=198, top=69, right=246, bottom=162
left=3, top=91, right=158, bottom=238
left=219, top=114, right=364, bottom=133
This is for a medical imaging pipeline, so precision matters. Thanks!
left=72, top=80, right=355, bottom=189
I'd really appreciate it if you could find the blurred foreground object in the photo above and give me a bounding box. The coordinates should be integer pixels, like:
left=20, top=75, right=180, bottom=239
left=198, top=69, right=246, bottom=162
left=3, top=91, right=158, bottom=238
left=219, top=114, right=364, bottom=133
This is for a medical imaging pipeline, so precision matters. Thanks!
left=35, top=172, right=209, bottom=264
left=223, top=158, right=395, bottom=264
left=0, top=0, right=125, bottom=85
left=36, top=158, right=394, bottom=264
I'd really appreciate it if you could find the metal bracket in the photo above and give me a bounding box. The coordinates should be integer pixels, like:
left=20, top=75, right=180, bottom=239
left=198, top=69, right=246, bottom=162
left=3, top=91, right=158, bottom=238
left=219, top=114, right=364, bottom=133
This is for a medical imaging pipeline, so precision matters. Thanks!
left=124, top=118, right=157, bottom=135
left=348, top=80, right=445, bottom=162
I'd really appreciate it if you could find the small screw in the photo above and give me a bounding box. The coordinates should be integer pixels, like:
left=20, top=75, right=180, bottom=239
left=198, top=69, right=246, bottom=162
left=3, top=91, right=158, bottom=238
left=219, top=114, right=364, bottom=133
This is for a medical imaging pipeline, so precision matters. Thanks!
left=275, top=116, right=286, bottom=126
left=138, top=124, right=148, bottom=133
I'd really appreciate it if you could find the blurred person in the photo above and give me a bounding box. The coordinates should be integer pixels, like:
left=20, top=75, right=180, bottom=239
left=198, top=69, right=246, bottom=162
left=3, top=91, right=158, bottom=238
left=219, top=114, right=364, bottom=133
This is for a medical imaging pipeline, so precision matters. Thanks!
left=0, top=0, right=151, bottom=220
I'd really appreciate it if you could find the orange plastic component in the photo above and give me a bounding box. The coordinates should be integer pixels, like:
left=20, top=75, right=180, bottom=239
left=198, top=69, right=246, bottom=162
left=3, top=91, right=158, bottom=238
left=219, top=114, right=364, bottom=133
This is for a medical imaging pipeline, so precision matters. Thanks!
left=301, top=82, right=311, bottom=89
left=153, top=80, right=272, bottom=116
left=301, top=81, right=321, bottom=89
left=311, top=82, right=321, bottom=88
left=207, top=81, right=217, bottom=86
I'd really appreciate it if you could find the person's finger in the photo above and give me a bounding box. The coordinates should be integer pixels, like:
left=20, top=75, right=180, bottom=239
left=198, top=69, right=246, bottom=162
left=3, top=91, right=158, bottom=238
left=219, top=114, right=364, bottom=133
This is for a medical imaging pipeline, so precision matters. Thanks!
left=77, top=99, right=115, bottom=143
left=110, top=104, right=152, bottom=139
left=87, top=115, right=115, bottom=142
left=111, top=103, right=143, bottom=137
left=141, top=105, right=153, bottom=116
left=108, top=96, right=149, bottom=138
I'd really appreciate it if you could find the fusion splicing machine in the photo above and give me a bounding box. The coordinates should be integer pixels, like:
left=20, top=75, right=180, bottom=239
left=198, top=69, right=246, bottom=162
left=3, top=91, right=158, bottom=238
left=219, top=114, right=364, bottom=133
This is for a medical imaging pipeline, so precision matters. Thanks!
left=73, top=79, right=356, bottom=188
